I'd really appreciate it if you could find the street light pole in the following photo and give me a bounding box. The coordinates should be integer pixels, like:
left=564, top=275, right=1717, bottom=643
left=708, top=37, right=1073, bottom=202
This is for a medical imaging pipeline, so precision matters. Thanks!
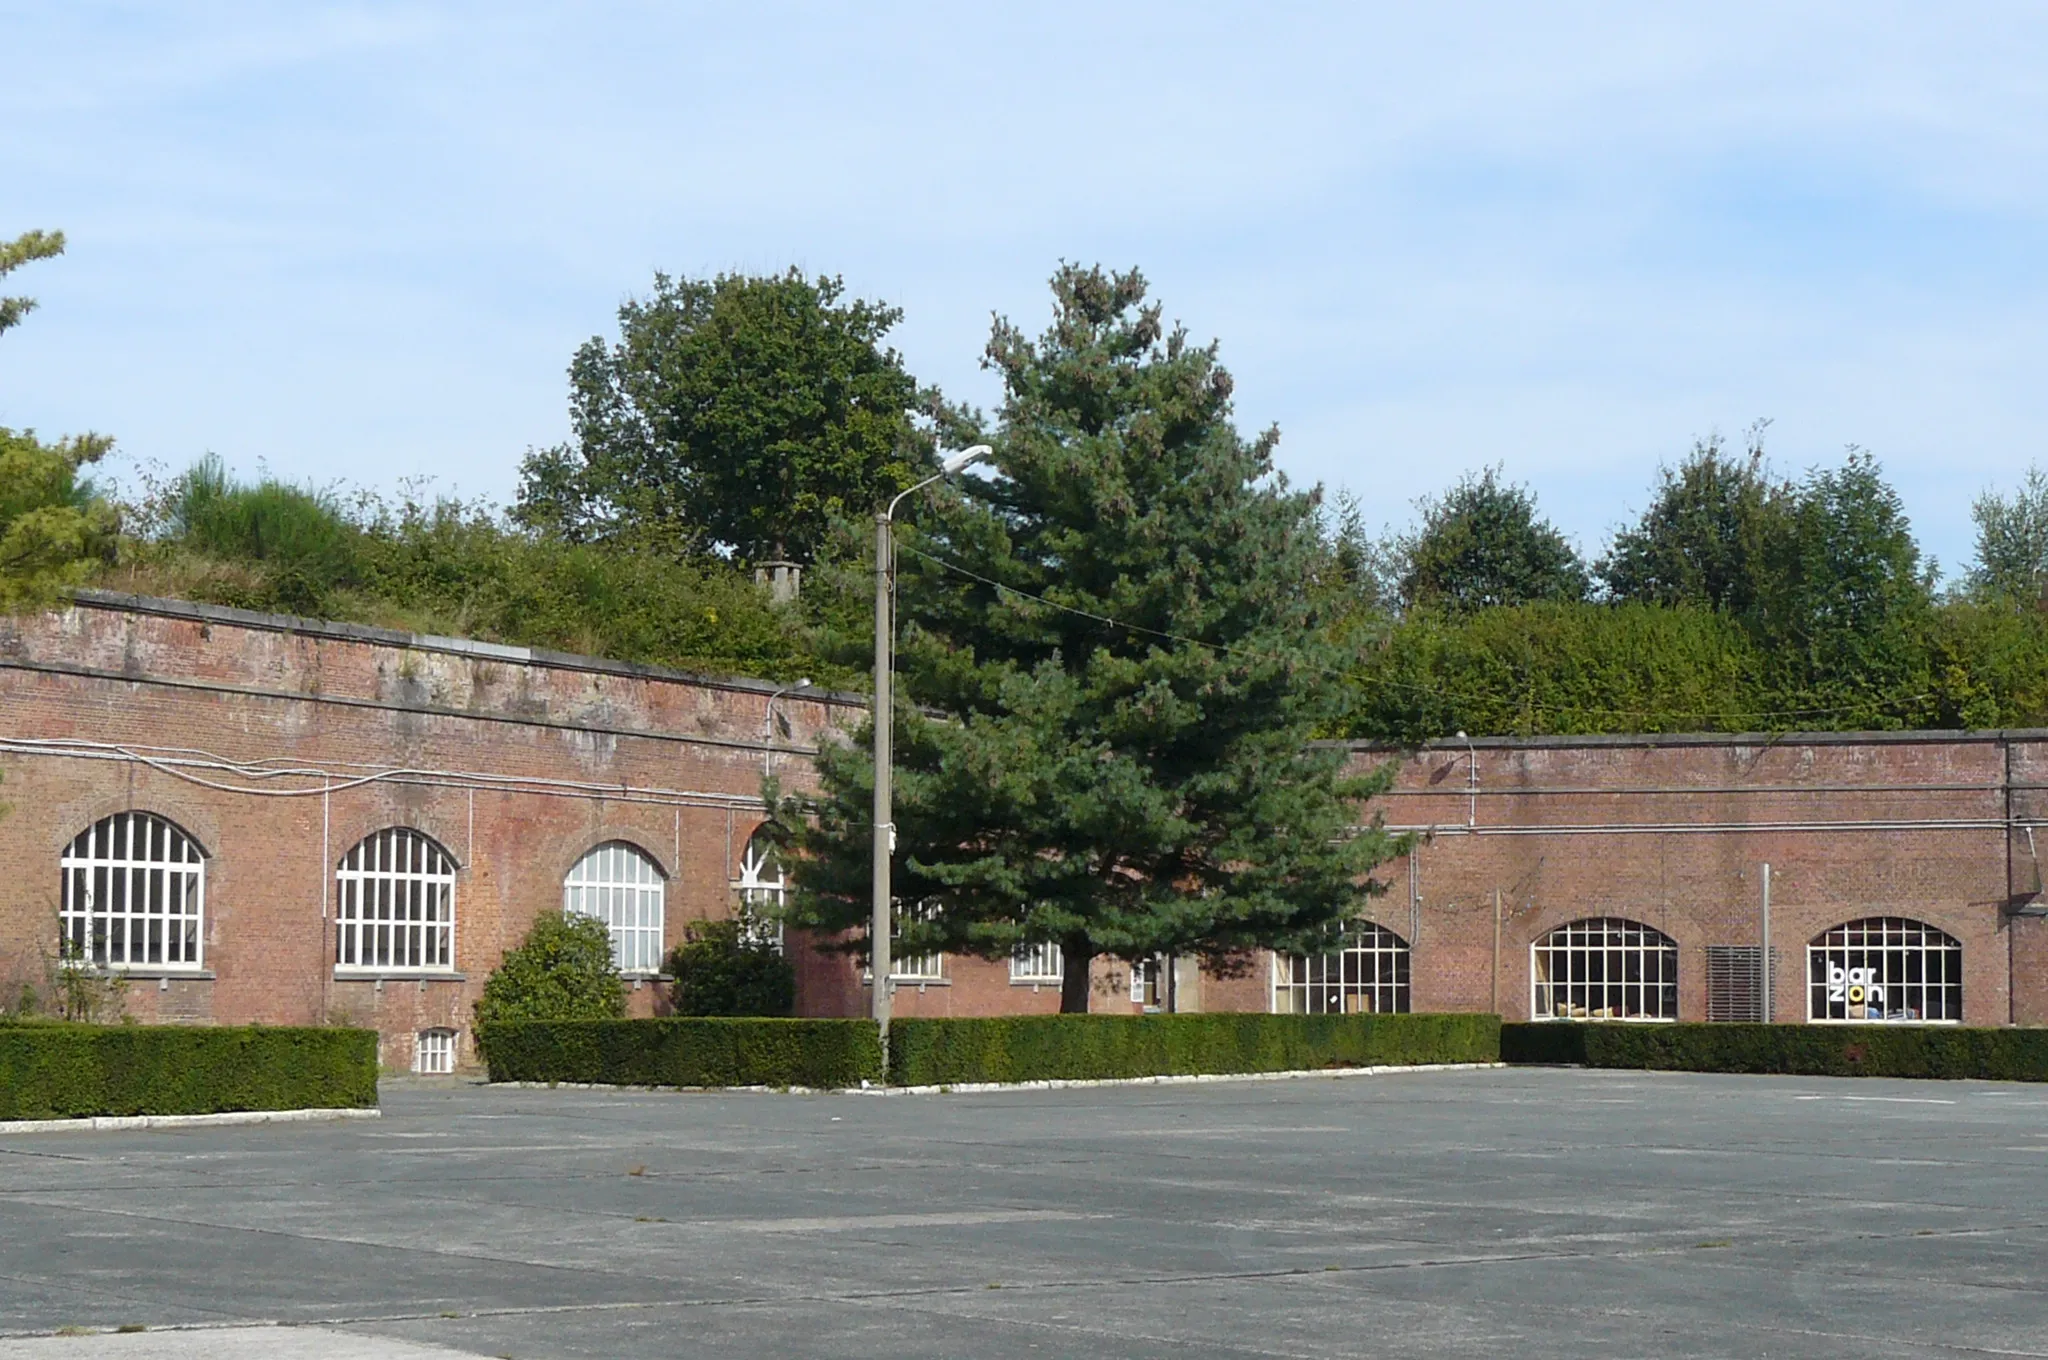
left=872, top=445, right=992, bottom=1048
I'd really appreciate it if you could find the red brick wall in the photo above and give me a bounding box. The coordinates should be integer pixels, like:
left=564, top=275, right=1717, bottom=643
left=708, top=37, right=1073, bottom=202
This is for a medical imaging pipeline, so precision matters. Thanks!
left=3, top=595, right=2039, bottom=1054
left=0, top=596, right=856, bottom=1068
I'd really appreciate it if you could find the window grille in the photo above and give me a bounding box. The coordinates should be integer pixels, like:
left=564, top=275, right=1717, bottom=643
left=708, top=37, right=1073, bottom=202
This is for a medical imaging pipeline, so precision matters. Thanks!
left=731, top=831, right=786, bottom=953
left=1273, top=923, right=1411, bottom=1014
left=1010, top=940, right=1064, bottom=984
left=336, top=828, right=455, bottom=972
left=414, top=1028, right=456, bottom=1075
left=565, top=842, right=665, bottom=973
left=1807, top=917, right=1961, bottom=1023
left=891, top=900, right=944, bottom=981
left=59, top=812, right=206, bottom=969
left=1706, top=945, right=1766, bottom=1022
left=1532, top=917, right=1678, bottom=1021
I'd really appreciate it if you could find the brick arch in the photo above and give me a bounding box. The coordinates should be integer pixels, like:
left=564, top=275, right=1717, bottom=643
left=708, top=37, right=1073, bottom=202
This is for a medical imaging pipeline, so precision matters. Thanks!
left=551, top=836, right=675, bottom=887
left=48, top=794, right=220, bottom=862
left=327, top=818, right=464, bottom=874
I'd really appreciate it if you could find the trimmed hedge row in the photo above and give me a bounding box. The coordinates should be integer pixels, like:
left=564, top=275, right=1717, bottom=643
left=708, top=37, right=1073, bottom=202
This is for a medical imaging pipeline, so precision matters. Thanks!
left=1500, top=1021, right=2048, bottom=1082
left=476, top=1017, right=883, bottom=1088
left=887, top=1013, right=1501, bottom=1087
left=0, top=1024, right=379, bottom=1121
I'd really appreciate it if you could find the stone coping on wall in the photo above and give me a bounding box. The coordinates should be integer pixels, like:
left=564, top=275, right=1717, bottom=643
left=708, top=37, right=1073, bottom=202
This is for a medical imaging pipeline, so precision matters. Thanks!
left=1328, top=728, right=2048, bottom=753
left=67, top=589, right=869, bottom=709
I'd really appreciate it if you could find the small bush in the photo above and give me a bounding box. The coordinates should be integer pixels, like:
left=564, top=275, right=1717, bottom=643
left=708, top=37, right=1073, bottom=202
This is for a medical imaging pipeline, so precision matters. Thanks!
left=1499, top=1022, right=2048, bottom=1082
left=666, top=918, right=794, bottom=1017
left=476, top=1018, right=881, bottom=1088
left=887, top=1013, right=1501, bottom=1087
left=0, top=1025, right=377, bottom=1120
left=474, top=911, right=625, bottom=1026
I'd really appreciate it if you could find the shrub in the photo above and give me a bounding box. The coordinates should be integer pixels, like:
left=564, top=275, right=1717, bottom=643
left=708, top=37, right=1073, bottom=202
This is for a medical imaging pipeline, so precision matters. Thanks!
left=1499, top=1022, right=2048, bottom=1082
left=665, top=918, right=795, bottom=1017
left=887, top=1012, right=1501, bottom=1087
left=475, top=1017, right=881, bottom=1088
left=0, top=1024, right=377, bottom=1120
left=474, top=911, right=625, bottom=1027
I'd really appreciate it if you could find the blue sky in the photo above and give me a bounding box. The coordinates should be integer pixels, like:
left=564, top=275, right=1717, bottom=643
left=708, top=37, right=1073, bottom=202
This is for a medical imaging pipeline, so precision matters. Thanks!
left=6, top=3, right=2046, bottom=578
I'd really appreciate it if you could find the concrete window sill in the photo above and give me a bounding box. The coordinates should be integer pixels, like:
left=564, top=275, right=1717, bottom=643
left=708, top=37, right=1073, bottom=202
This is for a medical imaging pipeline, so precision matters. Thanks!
left=333, top=971, right=469, bottom=983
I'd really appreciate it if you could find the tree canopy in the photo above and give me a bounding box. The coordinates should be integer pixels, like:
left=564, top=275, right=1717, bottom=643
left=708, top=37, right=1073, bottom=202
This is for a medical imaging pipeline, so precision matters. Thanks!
left=516, top=269, right=929, bottom=566
left=1966, top=465, right=2048, bottom=606
left=0, top=229, right=65, bottom=339
left=1397, top=467, right=1589, bottom=612
left=1599, top=430, right=1786, bottom=614
left=779, top=265, right=1405, bottom=1011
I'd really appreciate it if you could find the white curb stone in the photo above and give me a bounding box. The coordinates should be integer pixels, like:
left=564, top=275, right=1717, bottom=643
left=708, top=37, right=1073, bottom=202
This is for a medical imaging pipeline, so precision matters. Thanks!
left=0, top=1108, right=380, bottom=1136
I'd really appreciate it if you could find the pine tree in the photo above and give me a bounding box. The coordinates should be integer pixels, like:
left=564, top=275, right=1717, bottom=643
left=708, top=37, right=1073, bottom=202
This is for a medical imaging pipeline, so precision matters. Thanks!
left=782, top=266, right=1405, bottom=1012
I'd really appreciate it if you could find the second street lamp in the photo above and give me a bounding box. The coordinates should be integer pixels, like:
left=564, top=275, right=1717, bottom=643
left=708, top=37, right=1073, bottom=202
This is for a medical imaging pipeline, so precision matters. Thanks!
left=872, top=445, right=992, bottom=1046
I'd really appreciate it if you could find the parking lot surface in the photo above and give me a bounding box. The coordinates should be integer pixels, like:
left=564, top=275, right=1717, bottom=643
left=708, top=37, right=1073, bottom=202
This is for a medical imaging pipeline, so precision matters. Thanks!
left=1, top=1067, right=2045, bottom=1358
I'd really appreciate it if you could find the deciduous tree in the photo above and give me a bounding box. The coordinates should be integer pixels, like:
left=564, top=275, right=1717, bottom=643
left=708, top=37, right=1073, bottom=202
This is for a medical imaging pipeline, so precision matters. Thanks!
left=515, top=270, right=928, bottom=567
left=1398, top=467, right=1588, bottom=612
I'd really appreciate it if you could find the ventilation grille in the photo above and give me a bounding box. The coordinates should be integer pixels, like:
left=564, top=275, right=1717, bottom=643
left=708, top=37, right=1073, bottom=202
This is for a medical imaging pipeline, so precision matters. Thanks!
left=1706, top=945, right=1766, bottom=1022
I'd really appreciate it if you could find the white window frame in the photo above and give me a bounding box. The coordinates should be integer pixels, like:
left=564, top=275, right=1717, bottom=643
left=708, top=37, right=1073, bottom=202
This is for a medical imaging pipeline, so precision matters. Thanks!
left=1807, top=917, right=1962, bottom=1024
left=1271, top=922, right=1411, bottom=1014
left=1531, top=916, right=1678, bottom=1022
left=413, top=1028, right=457, bottom=1075
left=565, top=841, right=666, bottom=974
left=731, top=831, right=786, bottom=953
left=1010, top=940, right=1064, bottom=986
left=335, top=828, right=456, bottom=974
left=1131, top=956, right=1165, bottom=1010
left=891, top=900, right=944, bottom=981
left=59, top=812, right=206, bottom=971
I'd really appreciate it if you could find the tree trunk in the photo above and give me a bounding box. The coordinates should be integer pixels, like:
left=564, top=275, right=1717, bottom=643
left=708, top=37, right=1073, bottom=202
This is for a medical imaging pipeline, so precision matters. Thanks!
left=1059, top=939, right=1093, bottom=1014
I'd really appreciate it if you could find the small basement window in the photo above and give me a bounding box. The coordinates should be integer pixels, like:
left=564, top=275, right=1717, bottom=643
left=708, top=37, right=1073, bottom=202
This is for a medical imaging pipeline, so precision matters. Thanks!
left=414, top=1028, right=457, bottom=1075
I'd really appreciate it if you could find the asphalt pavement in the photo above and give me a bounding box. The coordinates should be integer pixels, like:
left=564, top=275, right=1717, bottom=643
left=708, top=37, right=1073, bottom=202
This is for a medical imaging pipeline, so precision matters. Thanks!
left=1, top=1067, right=2044, bottom=1358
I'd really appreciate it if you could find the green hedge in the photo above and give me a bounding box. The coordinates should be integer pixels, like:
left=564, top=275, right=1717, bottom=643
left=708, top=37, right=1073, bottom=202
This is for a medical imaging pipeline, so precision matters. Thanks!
left=1500, top=1022, right=2048, bottom=1081
left=476, top=1018, right=883, bottom=1088
left=887, top=1013, right=1501, bottom=1087
left=0, top=1024, right=379, bottom=1121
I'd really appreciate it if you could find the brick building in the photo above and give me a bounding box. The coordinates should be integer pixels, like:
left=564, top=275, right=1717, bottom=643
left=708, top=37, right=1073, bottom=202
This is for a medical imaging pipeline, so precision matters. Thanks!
left=1, top=593, right=2041, bottom=1069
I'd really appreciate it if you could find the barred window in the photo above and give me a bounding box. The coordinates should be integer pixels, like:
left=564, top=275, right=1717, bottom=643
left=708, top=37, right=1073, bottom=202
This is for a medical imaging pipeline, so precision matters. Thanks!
left=413, top=1028, right=456, bottom=1075
left=59, top=813, right=206, bottom=969
left=1010, top=940, right=1064, bottom=985
left=1808, top=917, right=1961, bottom=1024
left=565, top=842, right=665, bottom=973
left=1274, top=923, right=1411, bottom=1014
left=1532, top=917, right=1678, bottom=1021
left=892, top=900, right=944, bottom=981
left=336, top=828, right=455, bottom=972
left=731, top=830, right=786, bottom=952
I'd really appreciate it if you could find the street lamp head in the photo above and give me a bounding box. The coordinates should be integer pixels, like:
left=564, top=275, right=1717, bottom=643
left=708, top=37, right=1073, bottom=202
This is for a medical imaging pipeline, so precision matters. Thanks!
left=1455, top=730, right=1468, bottom=741
left=939, top=444, right=993, bottom=475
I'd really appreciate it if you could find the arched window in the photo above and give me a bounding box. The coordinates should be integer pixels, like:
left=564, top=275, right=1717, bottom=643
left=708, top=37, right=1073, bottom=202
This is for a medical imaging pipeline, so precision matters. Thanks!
left=1808, top=917, right=1961, bottom=1023
left=59, top=812, right=206, bottom=969
left=336, top=828, right=455, bottom=972
left=1532, top=917, right=1678, bottom=1021
left=565, top=842, right=665, bottom=973
left=731, top=830, right=786, bottom=952
left=1274, top=923, right=1411, bottom=1014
